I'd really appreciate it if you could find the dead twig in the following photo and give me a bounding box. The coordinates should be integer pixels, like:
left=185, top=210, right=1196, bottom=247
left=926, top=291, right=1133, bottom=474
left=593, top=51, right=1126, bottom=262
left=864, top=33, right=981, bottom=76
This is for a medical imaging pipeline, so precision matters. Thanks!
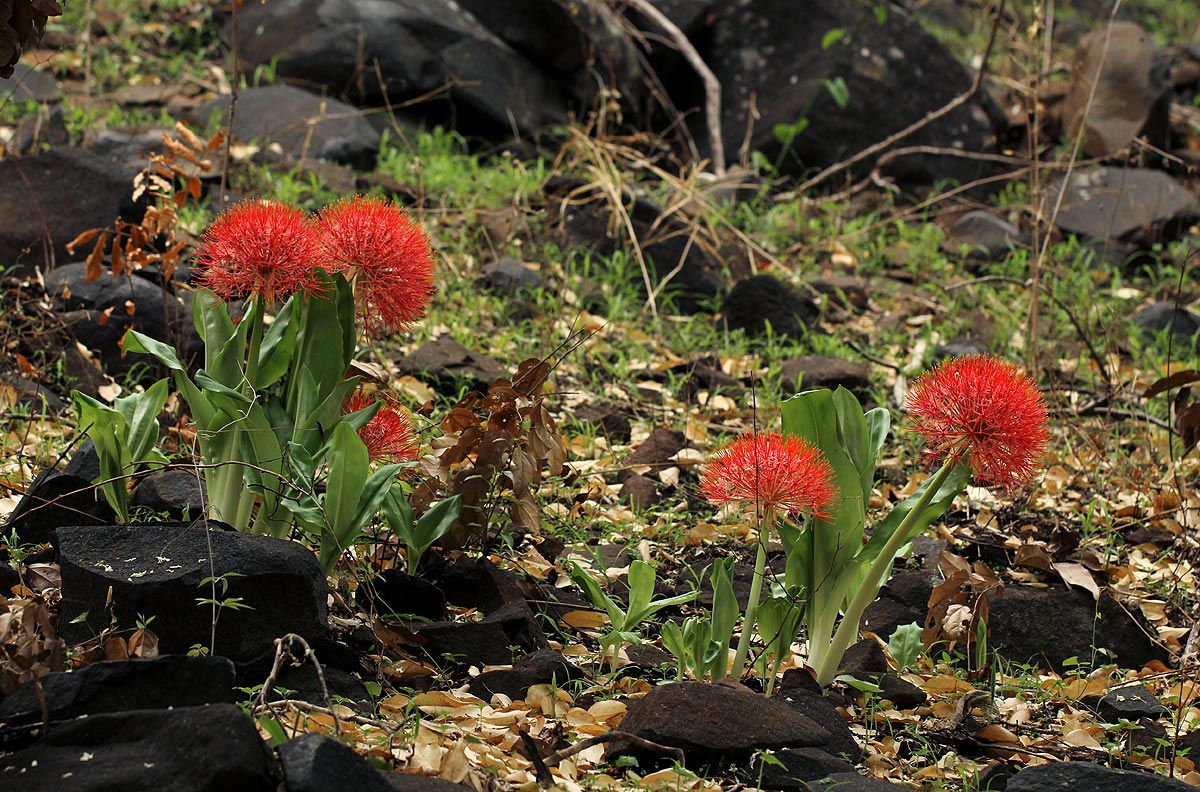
left=613, top=0, right=725, bottom=177
left=254, top=633, right=341, bottom=735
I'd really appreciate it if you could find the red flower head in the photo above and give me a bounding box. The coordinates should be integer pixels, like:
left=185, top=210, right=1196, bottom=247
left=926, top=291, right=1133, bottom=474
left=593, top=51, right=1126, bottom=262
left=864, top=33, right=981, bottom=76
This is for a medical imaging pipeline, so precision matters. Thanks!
left=701, top=432, right=836, bottom=521
left=343, top=392, right=420, bottom=464
left=905, top=355, right=1049, bottom=490
left=193, top=199, right=323, bottom=303
left=317, top=196, right=435, bottom=336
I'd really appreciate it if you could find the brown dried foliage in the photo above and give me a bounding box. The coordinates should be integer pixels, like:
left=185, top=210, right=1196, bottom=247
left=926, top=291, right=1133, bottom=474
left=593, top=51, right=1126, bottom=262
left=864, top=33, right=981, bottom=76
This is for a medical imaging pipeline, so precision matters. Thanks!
left=421, top=359, right=568, bottom=552
left=1145, top=369, right=1200, bottom=453
left=924, top=550, right=1003, bottom=679
left=0, top=595, right=65, bottom=695
left=64, top=122, right=224, bottom=283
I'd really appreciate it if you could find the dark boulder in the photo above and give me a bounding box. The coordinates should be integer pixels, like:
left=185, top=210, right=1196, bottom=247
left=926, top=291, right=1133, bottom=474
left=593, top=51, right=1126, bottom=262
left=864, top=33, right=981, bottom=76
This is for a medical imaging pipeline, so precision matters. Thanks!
left=0, top=704, right=276, bottom=791
left=0, top=148, right=144, bottom=275
left=0, top=655, right=235, bottom=728
left=606, top=681, right=834, bottom=766
left=227, top=0, right=567, bottom=137
left=697, top=0, right=996, bottom=190
left=56, top=521, right=328, bottom=663
left=189, top=85, right=382, bottom=169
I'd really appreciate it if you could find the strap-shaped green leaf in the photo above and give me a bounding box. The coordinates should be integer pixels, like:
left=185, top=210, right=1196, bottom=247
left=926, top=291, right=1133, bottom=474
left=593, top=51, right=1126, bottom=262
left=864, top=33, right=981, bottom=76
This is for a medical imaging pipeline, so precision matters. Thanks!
left=113, top=379, right=170, bottom=467
left=318, top=422, right=370, bottom=572
left=257, top=296, right=299, bottom=389
left=72, top=391, right=130, bottom=521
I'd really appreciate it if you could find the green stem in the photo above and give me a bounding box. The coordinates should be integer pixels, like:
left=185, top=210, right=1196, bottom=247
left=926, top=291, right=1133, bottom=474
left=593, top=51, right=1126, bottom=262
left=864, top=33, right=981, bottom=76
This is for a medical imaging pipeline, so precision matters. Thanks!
left=731, top=510, right=775, bottom=680
left=812, top=462, right=957, bottom=687
left=243, top=299, right=266, bottom=397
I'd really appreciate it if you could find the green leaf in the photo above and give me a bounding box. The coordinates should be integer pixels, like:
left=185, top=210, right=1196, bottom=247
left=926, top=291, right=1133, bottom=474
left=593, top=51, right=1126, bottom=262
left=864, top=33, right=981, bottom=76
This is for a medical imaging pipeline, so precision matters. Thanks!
left=567, top=563, right=624, bottom=627
left=623, top=560, right=695, bottom=629
left=820, top=27, right=845, bottom=49
left=859, top=464, right=969, bottom=566
left=772, top=118, right=809, bottom=147
left=887, top=622, right=924, bottom=671
left=123, top=329, right=186, bottom=371
left=319, top=422, right=371, bottom=572
left=72, top=391, right=130, bottom=521
left=257, top=297, right=300, bottom=389
left=823, top=76, right=850, bottom=109
left=835, top=673, right=882, bottom=694
left=403, top=495, right=461, bottom=573
left=114, top=379, right=170, bottom=466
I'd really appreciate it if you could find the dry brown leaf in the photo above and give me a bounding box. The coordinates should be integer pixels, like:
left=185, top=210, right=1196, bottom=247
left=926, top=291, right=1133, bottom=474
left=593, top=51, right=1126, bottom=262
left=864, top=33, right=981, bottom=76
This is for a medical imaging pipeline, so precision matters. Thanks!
left=1051, top=562, right=1100, bottom=600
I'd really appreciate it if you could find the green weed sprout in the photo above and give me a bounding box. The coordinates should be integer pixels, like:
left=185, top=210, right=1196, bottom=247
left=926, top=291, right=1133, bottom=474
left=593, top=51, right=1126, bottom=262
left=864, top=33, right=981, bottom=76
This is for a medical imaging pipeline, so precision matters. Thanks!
left=568, top=558, right=695, bottom=673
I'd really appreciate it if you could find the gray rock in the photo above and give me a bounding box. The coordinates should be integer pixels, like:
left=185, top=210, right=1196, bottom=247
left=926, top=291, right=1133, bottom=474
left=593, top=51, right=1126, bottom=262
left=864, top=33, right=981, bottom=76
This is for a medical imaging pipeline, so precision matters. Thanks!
left=750, top=748, right=858, bottom=790
left=988, top=585, right=1167, bottom=673
left=781, top=356, right=870, bottom=395
left=189, top=85, right=382, bottom=169
left=228, top=0, right=568, bottom=136
left=130, top=470, right=207, bottom=517
left=44, top=261, right=198, bottom=379
left=1096, top=685, right=1169, bottom=722
left=1007, top=761, right=1193, bottom=791
left=0, top=704, right=275, bottom=791
left=281, top=733, right=396, bottom=792
left=0, top=148, right=145, bottom=275
left=480, top=257, right=543, bottom=296
left=1043, top=167, right=1200, bottom=242
left=774, top=689, right=862, bottom=762
left=1063, top=22, right=1171, bottom=157
left=0, top=62, right=61, bottom=102
left=1131, top=302, right=1200, bottom=352
left=0, top=655, right=236, bottom=727
left=619, top=426, right=687, bottom=484
left=547, top=176, right=744, bottom=314
left=606, top=681, right=833, bottom=766
left=4, top=471, right=115, bottom=546
left=56, top=521, right=328, bottom=663
left=702, top=0, right=996, bottom=189
left=468, top=649, right=585, bottom=700
left=945, top=210, right=1027, bottom=260
left=399, top=336, right=507, bottom=393
left=620, top=472, right=663, bottom=509
left=723, top=275, right=820, bottom=340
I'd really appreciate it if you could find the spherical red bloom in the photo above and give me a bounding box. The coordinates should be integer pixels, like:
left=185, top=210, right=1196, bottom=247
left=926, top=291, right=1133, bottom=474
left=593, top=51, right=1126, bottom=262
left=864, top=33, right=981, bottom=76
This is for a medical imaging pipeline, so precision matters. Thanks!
left=317, top=196, right=435, bottom=336
left=342, top=392, right=420, bottom=464
left=193, top=199, right=323, bottom=303
left=905, top=355, right=1049, bottom=490
left=701, top=432, right=836, bottom=521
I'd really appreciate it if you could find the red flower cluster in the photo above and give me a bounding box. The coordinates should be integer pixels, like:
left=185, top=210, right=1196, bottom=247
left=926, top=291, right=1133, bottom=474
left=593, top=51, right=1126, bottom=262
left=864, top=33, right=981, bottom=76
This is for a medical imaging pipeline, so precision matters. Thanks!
left=318, top=196, right=435, bottom=336
left=342, top=392, right=420, bottom=464
left=193, top=200, right=323, bottom=304
left=905, top=355, right=1049, bottom=489
left=191, top=196, right=436, bottom=337
left=701, top=432, right=836, bottom=520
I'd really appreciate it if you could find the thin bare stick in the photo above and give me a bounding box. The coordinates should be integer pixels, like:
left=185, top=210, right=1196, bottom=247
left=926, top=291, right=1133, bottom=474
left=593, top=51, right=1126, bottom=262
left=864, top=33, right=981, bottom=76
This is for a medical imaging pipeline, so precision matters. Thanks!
left=254, top=633, right=341, bottom=735
left=614, top=0, right=725, bottom=177
left=794, top=0, right=1007, bottom=195
left=218, top=0, right=241, bottom=207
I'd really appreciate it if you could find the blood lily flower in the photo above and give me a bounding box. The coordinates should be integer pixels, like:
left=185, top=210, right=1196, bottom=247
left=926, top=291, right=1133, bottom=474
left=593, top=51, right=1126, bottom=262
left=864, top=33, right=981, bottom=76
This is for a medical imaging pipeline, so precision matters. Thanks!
left=193, top=199, right=322, bottom=303
left=701, top=432, right=836, bottom=521
left=905, top=355, right=1049, bottom=489
left=343, top=392, right=420, bottom=464
left=317, top=196, right=436, bottom=336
